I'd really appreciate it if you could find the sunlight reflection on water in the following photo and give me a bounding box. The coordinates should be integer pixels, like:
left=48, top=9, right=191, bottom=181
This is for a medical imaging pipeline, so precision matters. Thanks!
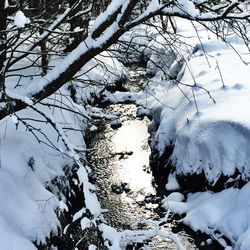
left=88, top=104, right=199, bottom=249
left=113, top=119, right=155, bottom=194
left=88, top=104, right=158, bottom=230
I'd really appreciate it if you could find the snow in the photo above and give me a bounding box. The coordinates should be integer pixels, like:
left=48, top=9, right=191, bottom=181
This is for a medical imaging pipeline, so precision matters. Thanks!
left=0, top=37, right=125, bottom=247
left=140, top=18, right=250, bottom=248
left=88, top=245, right=97, bottom=250
left=164, top=183, right=250, bottom=249
left=99, top=222, right=186, bottom=250
left=91, top=0, right=123, bottom=35
left=131, top=18, right=250, bottom=184
left=4, top=0, right=9, bottom=9
left=14, top=11, right=30, bottom=28
left=0, top=128, right=61, bottom=247
left=73, top=208, right=86, bottom=222
left=177, top=0, right=199, bottom=16
left=90, top=125, right=98, bottom=132
left=77, top=165, right=101, bottom=217
left=80, top=217, right=91, bottom=230
left=106, top=16, right=250, bottom=248
left=162, top=192, right=185, bottom=203
left=0, top=216, right=37, bottom=250
left=165, top=173, right=180, bottom=191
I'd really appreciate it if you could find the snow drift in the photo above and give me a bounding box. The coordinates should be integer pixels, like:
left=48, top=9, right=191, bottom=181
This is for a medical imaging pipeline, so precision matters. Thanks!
left=0, top=53, right=125, bottom=248
left=139, top=18, right=250, bottom=249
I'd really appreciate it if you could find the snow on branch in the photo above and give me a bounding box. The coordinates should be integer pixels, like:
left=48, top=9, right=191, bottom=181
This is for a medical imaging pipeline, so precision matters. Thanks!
left=1, top=0, right=249, bottom=121
left=8, top=7, right=73, bottom=68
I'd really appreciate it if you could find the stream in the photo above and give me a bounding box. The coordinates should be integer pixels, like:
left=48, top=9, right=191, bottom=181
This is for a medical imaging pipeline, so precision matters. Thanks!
left=87, top=103, right=195, bottom=249
left=85, top=67, right=220, bottom=249
left=51, top=66, right=223, bottom=249
left=88, top=104, right=157, bottom=230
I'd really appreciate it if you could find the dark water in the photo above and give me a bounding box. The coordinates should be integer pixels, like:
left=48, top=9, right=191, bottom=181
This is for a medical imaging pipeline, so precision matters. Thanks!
left=88, top=104, right=157, bottom=230
left=85, top=67, right=223, bottom=250
left=87, top=104, right=198, bottom=249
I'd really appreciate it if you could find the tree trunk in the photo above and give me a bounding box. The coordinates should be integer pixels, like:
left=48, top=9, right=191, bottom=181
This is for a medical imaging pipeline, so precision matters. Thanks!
left=66, top=0, right=90, bottom=51
left=0, top=0, right=7, bottom=92
left=40, top=28, right=48, bottom=74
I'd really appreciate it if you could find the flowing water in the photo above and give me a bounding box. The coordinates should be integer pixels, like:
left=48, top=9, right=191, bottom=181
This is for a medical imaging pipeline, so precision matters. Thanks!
left=88, top=104, right=157, bottom=229
left=87, top=103, right=200, bottom=249
left=53, top=66, right=223, bottom=250
left=85, top=67, right=207, bottom=249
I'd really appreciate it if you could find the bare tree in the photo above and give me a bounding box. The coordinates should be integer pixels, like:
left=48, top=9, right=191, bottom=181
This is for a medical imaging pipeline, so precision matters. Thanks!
left=0, top=2, right=249, bottom=248
left=0, top=0, right=7, bottom=91
left=0, top=0, right=249, bottom=120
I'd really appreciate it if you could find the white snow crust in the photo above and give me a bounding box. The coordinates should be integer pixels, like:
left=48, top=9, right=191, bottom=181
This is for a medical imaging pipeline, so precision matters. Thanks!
left=145, top=19, right=250, bottom=249
left=14, top=11, right=30, bottom=28
left=0, top=49, right=124, bottom=248
left=105, top=16, right=250, bottom=249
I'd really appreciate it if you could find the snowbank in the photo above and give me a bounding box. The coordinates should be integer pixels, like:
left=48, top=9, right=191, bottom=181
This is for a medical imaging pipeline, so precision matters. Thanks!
left=107, top=17, right=250, bottom=249
left=146, top=21, right=250, bottom=184
left=1, top=52, right=125, bottom=248
left=140, top=18, right=250, bottom=248
left=164, top=183, right=250, bottom=249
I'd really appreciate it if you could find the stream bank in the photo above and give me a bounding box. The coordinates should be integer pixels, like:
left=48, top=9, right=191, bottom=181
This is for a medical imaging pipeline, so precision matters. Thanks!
left=47, top=66, right=223, bottom=250
left=84, top=66, right=223, bottom=249
left=86, top=103, right=197, bottom=249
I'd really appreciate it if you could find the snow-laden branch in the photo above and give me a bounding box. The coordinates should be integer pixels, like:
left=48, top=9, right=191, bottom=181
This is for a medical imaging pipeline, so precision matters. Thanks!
left=1, top=0, right=249, bottom=120
left=8, top=7, right=73, bottom=68
left=129, top=0, right=250, bottom=29
left=99, top=212, right=186, bottom=250
left=161, top=1, right=250, bottom=21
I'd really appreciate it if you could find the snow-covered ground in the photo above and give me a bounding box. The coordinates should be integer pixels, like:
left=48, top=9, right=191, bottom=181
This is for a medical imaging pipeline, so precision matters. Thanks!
left=0, top=52, right=125, bottom=249
left=143, top=19, right=250, bottom=249
left=3, top=3, right=250, bottom=249
left=142, top=21, right=250, bottom=182
left=104, top=16, right=250, bottom=249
